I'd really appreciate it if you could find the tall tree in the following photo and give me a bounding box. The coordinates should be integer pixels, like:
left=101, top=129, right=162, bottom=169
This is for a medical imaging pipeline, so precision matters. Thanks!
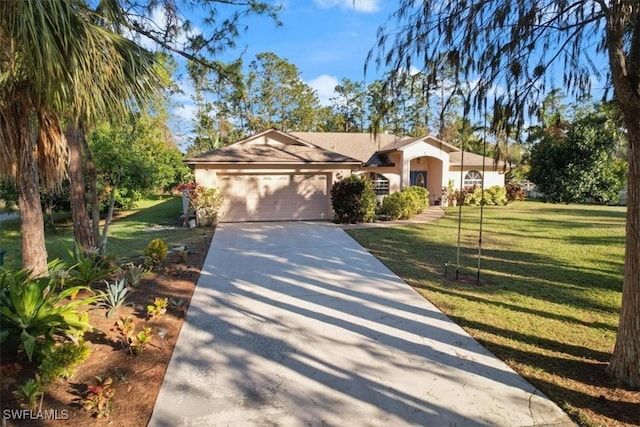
left=0, top=0, right=161, bottom=276
left=244, top=52, right=322, bottom=132
left=330, top=78, right=366, bottom=132
left=370, top=0, right=640, bottom=387
left=529, top=101, right=627, bottom=203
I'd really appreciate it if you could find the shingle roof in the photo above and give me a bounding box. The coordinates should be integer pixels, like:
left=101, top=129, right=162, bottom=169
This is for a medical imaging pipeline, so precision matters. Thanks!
left=449, top=151, right=506, bottom=169
left=185, top=129, right=361, bottom=164
left=291, top=132, right=407, bottom=162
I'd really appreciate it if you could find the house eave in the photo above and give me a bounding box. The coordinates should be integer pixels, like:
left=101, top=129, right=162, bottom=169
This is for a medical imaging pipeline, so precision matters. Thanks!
left=185, top=160, right=362, bottom=167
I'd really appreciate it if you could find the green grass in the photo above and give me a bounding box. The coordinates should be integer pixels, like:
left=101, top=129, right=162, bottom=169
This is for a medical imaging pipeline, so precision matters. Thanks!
left=348, top=201, right=636, bottom=427
left=0, top=195, right=206, bottom=269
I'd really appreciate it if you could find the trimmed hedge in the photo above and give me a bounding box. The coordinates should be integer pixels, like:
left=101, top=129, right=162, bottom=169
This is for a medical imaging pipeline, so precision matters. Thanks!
left=331, top=175, right=376, bottom=223
left=461, top=185, right=509, bottom=206
left=379, top=186, right=430, bottom=220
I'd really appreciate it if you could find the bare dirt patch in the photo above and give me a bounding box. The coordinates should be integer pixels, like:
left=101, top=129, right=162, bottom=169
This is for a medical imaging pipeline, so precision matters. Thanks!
left=0, top=230, right=213, bottom=427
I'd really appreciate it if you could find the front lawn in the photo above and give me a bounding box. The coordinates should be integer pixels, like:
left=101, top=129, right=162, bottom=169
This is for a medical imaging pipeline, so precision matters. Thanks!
left=0, top=195, right=205, bottom=269
left=348, top=201, right=637, bottom=427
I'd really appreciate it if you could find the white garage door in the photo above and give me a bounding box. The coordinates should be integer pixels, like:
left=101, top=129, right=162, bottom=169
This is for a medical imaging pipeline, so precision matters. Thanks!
left=217, top=174, right=330, bottom=222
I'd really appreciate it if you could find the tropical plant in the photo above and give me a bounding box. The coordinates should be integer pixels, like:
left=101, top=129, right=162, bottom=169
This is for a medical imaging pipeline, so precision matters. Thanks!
left=113, top=316, right=135, bottom=353
left=96, top=279, right=132, bottom=318
left=330, top=175, right=376, bottom=224
left=0, top=269, right=94, bottom=361
left=66, top=246, right=113, bottom=288
left=144, top=238, right=168, bottom=266
left=38, top=340, right=91, bottom=384
left=83, top=375, right=115, bottom=419
left=146, top=297, right=168, bottom=320
left=133, top=327, right=153, bottom=354
left=0, top=0, right=164, bottom=276
left=121, top=263, right=148, bottom=288
left=112, top=315, right=152, bottom=355
left=14, top=377, right=43, bottom=409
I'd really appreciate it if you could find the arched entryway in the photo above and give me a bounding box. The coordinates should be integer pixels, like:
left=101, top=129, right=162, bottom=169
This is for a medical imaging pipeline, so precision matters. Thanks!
left=409, top=156, right=445, bottom=204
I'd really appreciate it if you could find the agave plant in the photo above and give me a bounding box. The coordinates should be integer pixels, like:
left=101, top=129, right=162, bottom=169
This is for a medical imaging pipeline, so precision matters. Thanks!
left=96, top=279, right=132, bottom=318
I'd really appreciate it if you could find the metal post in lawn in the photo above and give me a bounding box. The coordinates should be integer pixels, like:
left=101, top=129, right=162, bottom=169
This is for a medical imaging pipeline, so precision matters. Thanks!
left=477, top=109, right=488, bottom=284
left=456, top=100, right=470, bottom=281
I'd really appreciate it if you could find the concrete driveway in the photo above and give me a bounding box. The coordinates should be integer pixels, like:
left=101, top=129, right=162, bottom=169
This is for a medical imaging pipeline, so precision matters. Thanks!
left=149, top=222, right=574, bottom=427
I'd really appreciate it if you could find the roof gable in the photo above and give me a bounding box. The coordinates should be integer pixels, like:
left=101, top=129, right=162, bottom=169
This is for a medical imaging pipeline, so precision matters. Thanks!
left=379, top=135, right=459, bottom=153
left=185, top=129, right=360, bottom=164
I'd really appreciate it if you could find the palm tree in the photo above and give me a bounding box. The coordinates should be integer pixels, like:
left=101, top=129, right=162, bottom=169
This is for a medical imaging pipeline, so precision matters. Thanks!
left=0, top=0, right=161, bottom=276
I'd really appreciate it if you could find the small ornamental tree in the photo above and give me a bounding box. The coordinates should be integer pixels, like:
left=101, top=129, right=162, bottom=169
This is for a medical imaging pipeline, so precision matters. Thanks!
left=330, top=175, right=376, bottom=224
left=184, top=184, right=223, bottom=227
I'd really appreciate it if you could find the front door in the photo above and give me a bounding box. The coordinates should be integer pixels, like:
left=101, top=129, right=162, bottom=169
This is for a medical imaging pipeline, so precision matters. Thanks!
left=410, top=171, right=427, bottom=188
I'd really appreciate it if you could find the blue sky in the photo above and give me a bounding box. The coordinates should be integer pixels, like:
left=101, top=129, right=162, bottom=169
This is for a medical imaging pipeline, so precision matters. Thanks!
left=170, top=0, right=395, bottom=145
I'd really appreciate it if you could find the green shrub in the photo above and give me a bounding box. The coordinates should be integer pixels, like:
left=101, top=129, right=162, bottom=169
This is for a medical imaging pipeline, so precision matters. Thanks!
left=460, top=186, right=509, bottom=206
left=379, top=192, right=409, bottom=220
left=404, top=186, right=430, bottom=213
left=144, top=238, right=168, bottom=265
left=14, top=378, right=43, bottom=409
left=39, top=340, right=91, bottom=384
left=485, top=186, right=508, bottom=205
left=121, top=263, right=148, bottom=288
left=0, top=269, right=94, bottom=361
left=66, top=246, right=114, bottom=288
left=330, top=175, right=376, bottom=224
left=462, top=187, right=483, bottom=206
left=379, top=187, right=431, bottom=220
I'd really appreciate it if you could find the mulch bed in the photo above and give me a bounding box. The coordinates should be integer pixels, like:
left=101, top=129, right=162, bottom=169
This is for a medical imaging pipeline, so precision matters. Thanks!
left=0, top=230, right=213, bottom=427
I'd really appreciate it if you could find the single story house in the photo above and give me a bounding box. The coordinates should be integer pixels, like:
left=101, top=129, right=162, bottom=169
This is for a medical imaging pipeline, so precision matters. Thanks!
left=185, top=129, right=505, bottom=222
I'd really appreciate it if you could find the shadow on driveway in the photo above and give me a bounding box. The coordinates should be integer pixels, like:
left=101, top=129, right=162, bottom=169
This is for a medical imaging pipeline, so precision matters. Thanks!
left=149, top=222, right=575, bottom=427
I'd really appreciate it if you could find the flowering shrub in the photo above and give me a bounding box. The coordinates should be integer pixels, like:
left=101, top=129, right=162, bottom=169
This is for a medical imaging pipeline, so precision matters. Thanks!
left=182, top=184, right=223, bottom=226
left=174, top=182, right=196, bottom=192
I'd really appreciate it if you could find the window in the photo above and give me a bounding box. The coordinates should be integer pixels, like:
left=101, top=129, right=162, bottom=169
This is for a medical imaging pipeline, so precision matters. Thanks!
left=463, top=170, right=483, bottom=189
left=370, top=173, right=390, bottom=196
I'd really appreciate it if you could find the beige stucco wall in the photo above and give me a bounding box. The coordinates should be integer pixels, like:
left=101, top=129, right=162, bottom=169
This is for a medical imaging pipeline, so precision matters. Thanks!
left=193, top=164, right=353, bottom=186
left=193, top=163, right=358, bottom=222
left=401, top=143, right=450, bottom=199
left=448, top=167, right=505, bottom=190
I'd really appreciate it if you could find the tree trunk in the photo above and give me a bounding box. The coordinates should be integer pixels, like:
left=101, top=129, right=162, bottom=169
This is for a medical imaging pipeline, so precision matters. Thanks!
left=605, top=4, right=640, bottom=388
left=100, top=169, right=122, bottom=254
left=43, top=192, right=57, bottom=233
left=81, top=133, right=101, bottom=246
left=607, top=110, right=640, bottom=388
left=66, top=124, right=95, bottom=250
left=18, top=131, right=48, bottom=277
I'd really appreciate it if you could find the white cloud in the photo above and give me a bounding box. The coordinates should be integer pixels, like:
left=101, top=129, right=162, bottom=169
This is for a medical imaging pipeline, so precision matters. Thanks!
left=313, top=0, right=381, bottom=13
left=307, top=74, right=340, bottom=106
